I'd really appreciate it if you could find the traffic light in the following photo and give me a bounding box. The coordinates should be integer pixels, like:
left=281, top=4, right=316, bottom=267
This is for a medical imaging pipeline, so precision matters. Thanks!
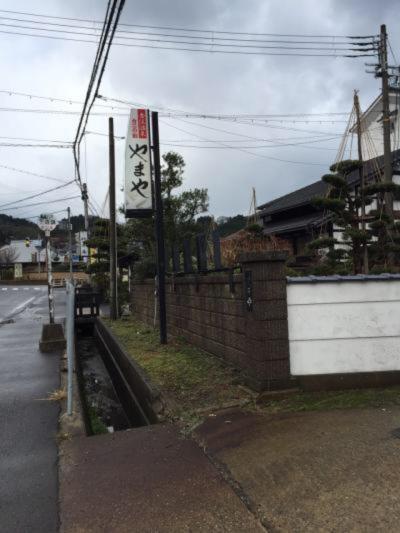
left=25, top=237, right=31, bottom=248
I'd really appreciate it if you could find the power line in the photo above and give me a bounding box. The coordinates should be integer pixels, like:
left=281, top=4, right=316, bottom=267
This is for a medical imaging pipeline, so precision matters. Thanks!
left=0, top=142, right=71, bottom=148
left=160, top=119, right=329, bottom=166
left=0, top=9, right=378, bottom=39
left=0, top=15, right=377, bottom=48
left=73, top=0, right=125, bottom=194
left=0, top=28, right=376, bottom=58
left=0, top=180, right=75, bottom=209
left=1, top=194, right=81, bottom=211
left=0, top=21, right=377, bottom=52
left=0, top=163, right=71, bottom=184
left=0, top=133, right=72, bottom=143
left=0, top=89, right=131, bottom=110
left=22, top=207, right=74, bottom=220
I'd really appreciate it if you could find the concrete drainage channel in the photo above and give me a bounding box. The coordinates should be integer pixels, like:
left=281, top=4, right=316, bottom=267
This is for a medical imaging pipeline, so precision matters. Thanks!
left=75, top=318, right=161, bottom=435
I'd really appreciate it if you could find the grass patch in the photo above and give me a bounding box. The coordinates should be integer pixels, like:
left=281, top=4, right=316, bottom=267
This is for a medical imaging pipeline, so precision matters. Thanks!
left=88, top=406, right=109, bottom=435
left=103, top=317, right=252, bottom=428
left=260, top=386, right=400, bottom=414
left=104, top=317, right=400, bottom=427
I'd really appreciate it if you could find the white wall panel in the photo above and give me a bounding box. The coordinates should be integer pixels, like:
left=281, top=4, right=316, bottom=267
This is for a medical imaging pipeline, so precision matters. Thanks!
left=287, top=280, right=400, bottom=376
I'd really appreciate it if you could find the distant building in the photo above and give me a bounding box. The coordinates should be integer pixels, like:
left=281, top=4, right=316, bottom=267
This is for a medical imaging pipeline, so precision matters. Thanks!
left=0, top=239, right=45, bottom=265
left=75, top=231, right=89, bottom=262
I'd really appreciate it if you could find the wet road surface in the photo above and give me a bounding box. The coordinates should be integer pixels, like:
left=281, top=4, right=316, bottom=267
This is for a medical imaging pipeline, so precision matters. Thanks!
left=0, top=285, right=66, bottom=533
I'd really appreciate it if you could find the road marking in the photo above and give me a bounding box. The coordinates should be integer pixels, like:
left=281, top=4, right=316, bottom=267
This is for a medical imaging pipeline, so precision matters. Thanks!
left=12, top=288, right=18, bottom=291
left=8, top=296, right=36, bottom=317
left=1, top=288, right=7, bottom=291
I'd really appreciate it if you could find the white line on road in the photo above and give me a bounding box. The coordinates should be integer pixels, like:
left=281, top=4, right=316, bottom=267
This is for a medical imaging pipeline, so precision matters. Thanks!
left=9, top=296, right=37, bottom=316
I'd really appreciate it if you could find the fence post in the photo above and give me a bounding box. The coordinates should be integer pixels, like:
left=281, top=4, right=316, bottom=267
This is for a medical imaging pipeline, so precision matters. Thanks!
left=183, top=238, right=193, bottom=274
left=212, top=230, right=222, bottom=270
left=239, top=251, right=291, bottom=391
left=196, top=233, right=207, bottom=272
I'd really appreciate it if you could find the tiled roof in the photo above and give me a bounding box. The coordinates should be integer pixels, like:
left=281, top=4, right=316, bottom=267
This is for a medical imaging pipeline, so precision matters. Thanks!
left=258, top=149, right=400, bottom=217
left=263, top=212, right=328, bottom=235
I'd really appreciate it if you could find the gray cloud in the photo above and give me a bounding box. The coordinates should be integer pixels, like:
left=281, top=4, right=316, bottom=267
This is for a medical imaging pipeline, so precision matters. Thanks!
left=0, top=0, right=398, bottom=219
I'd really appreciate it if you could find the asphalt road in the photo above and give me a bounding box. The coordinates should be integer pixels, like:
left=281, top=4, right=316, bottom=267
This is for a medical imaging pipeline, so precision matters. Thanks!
left=0, top=284, right=66, bottom=533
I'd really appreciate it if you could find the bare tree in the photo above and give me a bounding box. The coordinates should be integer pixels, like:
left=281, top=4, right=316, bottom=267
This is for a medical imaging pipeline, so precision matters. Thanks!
left=0, top=246, right=19, bottom=264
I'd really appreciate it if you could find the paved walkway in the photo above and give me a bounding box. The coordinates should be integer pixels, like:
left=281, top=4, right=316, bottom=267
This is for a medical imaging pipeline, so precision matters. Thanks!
left=0, top=286, right=65, bottom=533
left=59, top=424, right=264, bottom=532
left=195, top=407, right=400, bottom=532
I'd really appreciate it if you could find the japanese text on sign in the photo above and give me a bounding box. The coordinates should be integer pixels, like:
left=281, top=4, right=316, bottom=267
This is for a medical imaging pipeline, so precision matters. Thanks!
left=125, top=108, right=152, bottom=217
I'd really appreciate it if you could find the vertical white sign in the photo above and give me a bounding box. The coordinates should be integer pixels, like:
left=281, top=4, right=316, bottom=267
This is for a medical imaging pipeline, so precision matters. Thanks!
left=124, top=108, right=153, bottom=217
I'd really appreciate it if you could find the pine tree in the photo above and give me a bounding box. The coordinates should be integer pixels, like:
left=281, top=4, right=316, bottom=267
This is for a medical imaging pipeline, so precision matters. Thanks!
left=308, top=160, right=400, bottom=274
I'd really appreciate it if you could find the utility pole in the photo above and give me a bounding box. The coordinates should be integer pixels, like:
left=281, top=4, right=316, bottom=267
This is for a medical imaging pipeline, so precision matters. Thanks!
left=151, top=111, right=167, bottom=344
left=67, top=207, right=73, bottom=283
left=380, top=25, right=394, bottom=217
left=354, top=90, right=369, bottom=274
left=109, top=117, right=118, bottom=320
left=82, top=183, right=90, bottom=235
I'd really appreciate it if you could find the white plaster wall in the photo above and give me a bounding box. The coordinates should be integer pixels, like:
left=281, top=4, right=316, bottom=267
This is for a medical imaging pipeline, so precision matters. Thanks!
left=287, top=280, right=400, bottom=375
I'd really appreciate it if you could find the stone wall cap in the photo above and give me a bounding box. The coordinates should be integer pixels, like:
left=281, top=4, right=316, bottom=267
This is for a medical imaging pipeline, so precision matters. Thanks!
left=239, top=251, right=288, bottom=264
left=287, top=273, right=400, bottom=283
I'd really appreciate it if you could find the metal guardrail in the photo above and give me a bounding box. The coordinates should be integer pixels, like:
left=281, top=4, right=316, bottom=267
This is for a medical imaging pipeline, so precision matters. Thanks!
left=65, top=281, right=75, bottom=416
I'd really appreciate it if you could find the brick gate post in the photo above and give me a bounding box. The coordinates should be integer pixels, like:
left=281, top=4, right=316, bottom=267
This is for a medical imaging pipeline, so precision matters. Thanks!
left=239, top=251, right=291, bottom=391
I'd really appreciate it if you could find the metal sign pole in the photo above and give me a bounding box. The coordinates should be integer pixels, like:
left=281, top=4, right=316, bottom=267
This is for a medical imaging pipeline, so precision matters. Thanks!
left=151, top=111, right=167, bottom=344
left=67, top=207, right=74, bottom=283
left=38, top=215, right=58, bottom=325
left=46, top=233, right=55, bottom=324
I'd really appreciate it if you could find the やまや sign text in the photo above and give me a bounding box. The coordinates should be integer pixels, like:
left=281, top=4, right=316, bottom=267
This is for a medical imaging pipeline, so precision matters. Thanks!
left=124, top=108, right=153, bottom=218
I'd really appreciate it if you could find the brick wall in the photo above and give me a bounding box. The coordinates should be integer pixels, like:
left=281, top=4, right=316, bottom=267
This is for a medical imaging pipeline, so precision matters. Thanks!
left=132, top=251, right=291, bottom=391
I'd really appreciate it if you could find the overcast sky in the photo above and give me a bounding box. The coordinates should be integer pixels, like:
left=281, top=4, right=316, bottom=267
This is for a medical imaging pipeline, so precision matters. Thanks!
left=0, top=0, right=399, bottom=222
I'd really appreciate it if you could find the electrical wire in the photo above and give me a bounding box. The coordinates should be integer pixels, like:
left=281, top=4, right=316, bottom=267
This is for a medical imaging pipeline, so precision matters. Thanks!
left=0, top=21, right=378, bottom=53
left=0, top=15, right=379, bottom=47
left=1, top=194, right=81, bottom=211
left=0, top=28, right=376, bottom=58
left=0, top=163, right=71, bottom=184
left=160, top=119, right=329, bottom=166
left=0, top=142, right=71, bottom=148
left=0, top=180, right=75, bottom=209
left=0, top=134, right=72, bottom=143
left=0, top=9, right=378, bottom=40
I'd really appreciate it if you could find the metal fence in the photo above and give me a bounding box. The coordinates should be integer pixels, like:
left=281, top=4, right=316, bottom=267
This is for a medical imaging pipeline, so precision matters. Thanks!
left=169, top=230, right=232, bottom=274
left=65, top=281, right=75, bottom=416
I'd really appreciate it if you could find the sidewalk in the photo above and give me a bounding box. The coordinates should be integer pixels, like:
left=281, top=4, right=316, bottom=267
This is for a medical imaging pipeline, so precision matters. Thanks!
left=195, top=407, right=400, bottom=531
left=59, top=424, right=264, bottom=533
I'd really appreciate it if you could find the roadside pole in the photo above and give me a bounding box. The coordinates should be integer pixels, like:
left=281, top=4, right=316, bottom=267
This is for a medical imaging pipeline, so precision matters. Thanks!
left=46, top=234, right=55, bottom=324
left=38, top=214, right=65, bottom=353
left=151, top=111, right=167, bottom=344
left=109, top=117, right=118, bottom=320
left=67, top=207, right=73, bottom=283
left=38, top=215, right=58, bottom=325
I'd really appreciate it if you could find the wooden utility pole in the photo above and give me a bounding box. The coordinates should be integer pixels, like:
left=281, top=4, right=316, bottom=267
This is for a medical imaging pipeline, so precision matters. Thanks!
left=354, top=91, right=369, bottom=274
left=82, top=183, right=90, bottom=235
left=151, top=111, right=167, bottom=344
left=380, top=25, right=393, bottom=217
left=109, top=117, right=118, bottom=320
